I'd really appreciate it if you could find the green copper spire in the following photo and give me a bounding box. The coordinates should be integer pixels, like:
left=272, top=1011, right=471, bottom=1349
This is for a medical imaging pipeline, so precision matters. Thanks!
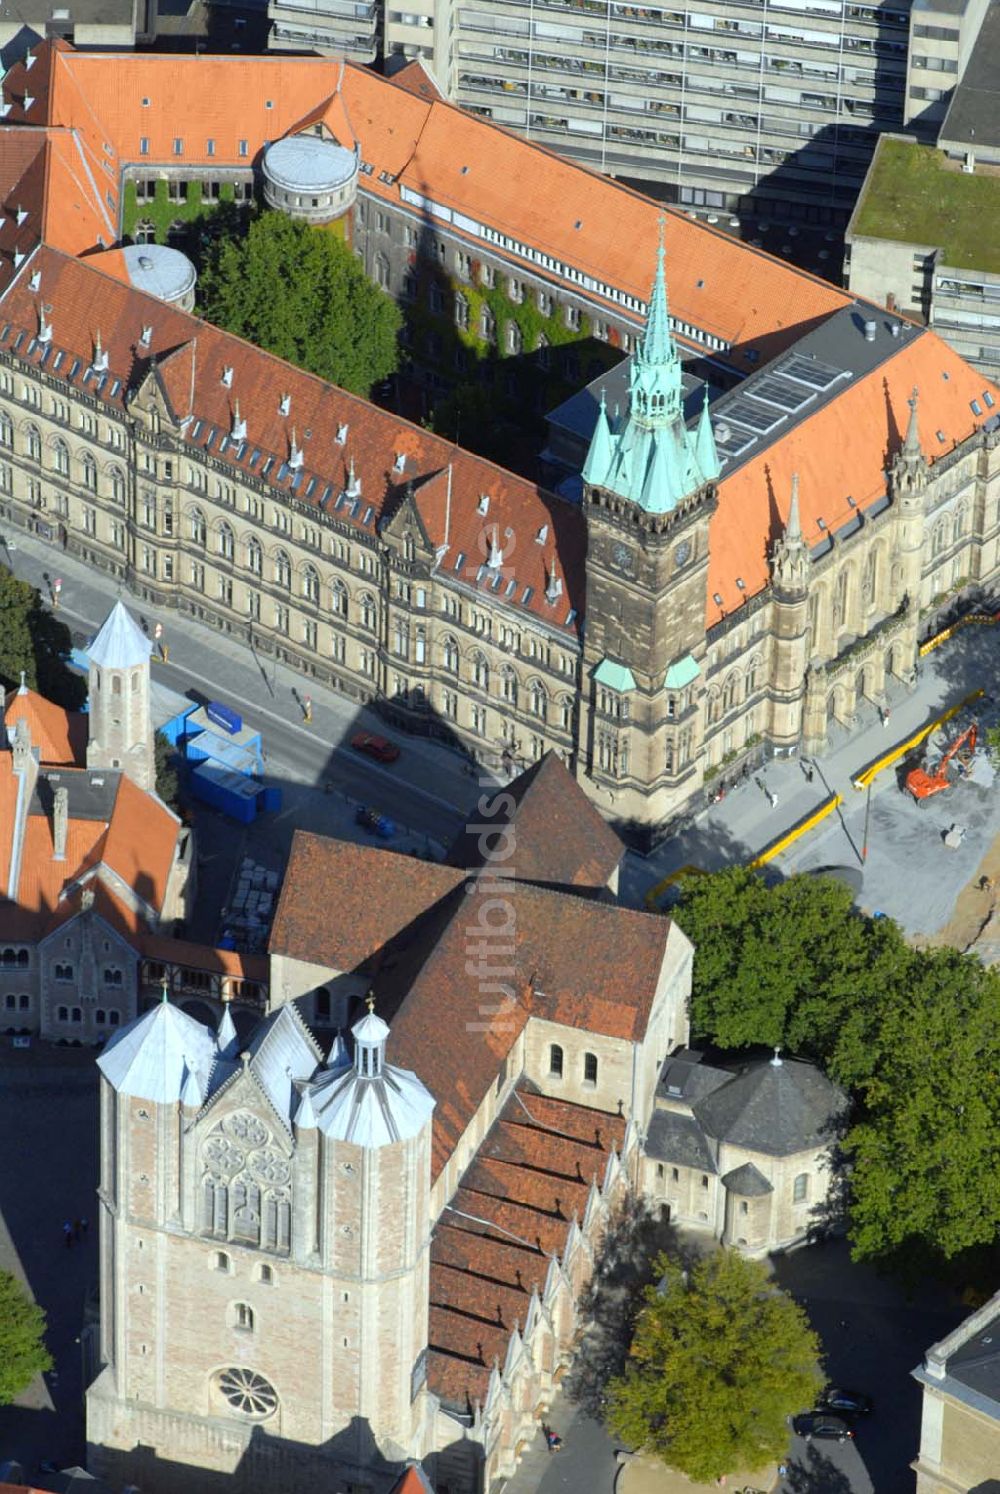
left=694, top=384, right=720, bottom=483
left=582, top=388, right=613, bottom=487
left=643, top=221, right=673, bottom=368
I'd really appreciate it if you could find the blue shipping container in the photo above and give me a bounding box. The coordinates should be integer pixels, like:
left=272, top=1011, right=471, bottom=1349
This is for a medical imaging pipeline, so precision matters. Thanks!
left=207, top=700, right=243, bottom=735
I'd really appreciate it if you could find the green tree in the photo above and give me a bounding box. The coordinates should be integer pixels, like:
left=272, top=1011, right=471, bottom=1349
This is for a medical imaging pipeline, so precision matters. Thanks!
left=154, top=731, right=180, bottom=810
left=845, top=947, right=1000, bottom=1262
left=0, top=1270, right=52, bottom=1404
left=671, top=866, right=911, bottom=1062
left=198, top=212, right=401, bottom=396
left=607, top=1250, right=821, bottom=1483
left=0, top=566, right=85, bottom=709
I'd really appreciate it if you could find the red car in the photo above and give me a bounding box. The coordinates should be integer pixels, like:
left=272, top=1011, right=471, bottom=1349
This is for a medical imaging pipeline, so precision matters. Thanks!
left=350, top=731, right=401, bottom=764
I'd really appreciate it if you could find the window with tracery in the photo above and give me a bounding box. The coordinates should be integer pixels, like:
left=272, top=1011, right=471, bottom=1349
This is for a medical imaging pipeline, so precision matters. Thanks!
left=201, top=1111, right=292, bottom=1254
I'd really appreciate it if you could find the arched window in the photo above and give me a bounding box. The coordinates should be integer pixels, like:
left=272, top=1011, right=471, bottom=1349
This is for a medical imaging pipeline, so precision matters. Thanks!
left=81, top=451, right=97, bottom=492
left=442, top=635, right=459, bottom=674
left=793, top=1172, right=810, bottom=1203
left=707, top=690, right=721, bottom=724
left=722, top=674, right=738, bottom=714
left=454, top=292, right=470, bottom=331
left=232, top=1179, right=261, bottom=1242
left=507, top=320, right=523, bottom=355
left=245, top=537, right=262, bottom=575
left=217, top=522, right=234, bottom=561
left=25, top=424, right=41, bottom=462
left=189, top=507, right=206, bottom=546
left=480, top=305, right=496, bottom=343
left=549, top=1044, right=564, bottom=1078
left=0, top=412, right=12, bottom=448
left=528, top=678, right=547, bottom=719
left=359, top=592, right=376, bottom=630
left=558, top=694, right=573, bottom=731
left=301, top=564, right=319, bottom=604
left=233, top=1302, right=254, bottom=1332
left=52, top=438, right=69, bottom=476
left=932, top=522, right=947, bottom=558
left=274, top=550, right=291, bottom=589
left=953, top=506, right=968, bottom=544
left=214, top=1250, right=231, bottom=1272
left=110, top=466, right=125, bottom=504
left=583, top=1052, right=598, bottom=1085
left=471, top=652, right=489, bottom=692
left=745, top=659, right=759, bottom=698
left=499, top=665, right=518, bottom=707
left=330, top=579, right=348, bottom=617
left=258, top=1263, right=274, bottom=1285
left=862, top=548, right=878, bottom=606
left=135, top=219, right=155, bottom=245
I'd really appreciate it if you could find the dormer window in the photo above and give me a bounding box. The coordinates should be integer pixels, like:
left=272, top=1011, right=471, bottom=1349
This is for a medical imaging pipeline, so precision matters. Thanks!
left=477, top=494, right=489, bottom=515
left=336, top=422, right=348, bottom=445
left=393, top=452, right=406, bottom=473
left=221, top=366, right=233, bottom=388
left=279, top=393, right=291, bottom=416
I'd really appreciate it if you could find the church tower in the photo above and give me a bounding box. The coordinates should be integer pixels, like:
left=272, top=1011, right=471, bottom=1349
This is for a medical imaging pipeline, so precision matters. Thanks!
left=86, top=601, right=154, bottom=792
left=87, top=996, right=436, bottom=1494
left=579, top=233, right=720, bottom=834
left=768, top=474, right=811, bottom=750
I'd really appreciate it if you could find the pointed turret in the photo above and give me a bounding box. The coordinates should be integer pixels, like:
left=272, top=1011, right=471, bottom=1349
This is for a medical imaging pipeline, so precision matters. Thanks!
left=582, top=389, right=613, bottom=487
left=97, top=1001, right=218, bottom=1105
left=217, top=1001, right=239, bottom=1060
left=694, top=385, right=720, bottom=483
left=771, top=473, right=810, bottom=597
left=303, top=1000, right=435, bottom=1147
left=892, top=385, right=929, bottom=499
left=639, top=432, right=684, bottom=516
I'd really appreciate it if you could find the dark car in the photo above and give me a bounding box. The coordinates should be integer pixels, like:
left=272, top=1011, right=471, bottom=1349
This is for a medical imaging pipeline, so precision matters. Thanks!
left=818, top=1386, right=873, bottom=1417
left=350, top=731, right=401, bottom=764
left=792, top=1412, right=855, bottom=1443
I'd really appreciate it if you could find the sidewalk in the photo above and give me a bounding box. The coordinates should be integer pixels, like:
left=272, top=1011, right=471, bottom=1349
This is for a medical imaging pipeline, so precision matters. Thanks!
left=621, top=627, right=992, bottom=918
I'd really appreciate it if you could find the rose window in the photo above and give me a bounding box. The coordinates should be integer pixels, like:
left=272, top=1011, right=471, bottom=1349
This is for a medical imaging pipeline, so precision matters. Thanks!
left=216, top=1367, right=278, bottom=1419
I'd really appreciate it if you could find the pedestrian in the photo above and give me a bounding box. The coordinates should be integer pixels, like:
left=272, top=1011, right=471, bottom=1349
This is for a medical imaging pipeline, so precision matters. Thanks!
left=805, top=765, right=814, bottom=784
left=777, top=1462, right=789, bottom=1480
left=63, top=1221, right=73, bottom=1248
left=767, top=790, right=778, bottom=809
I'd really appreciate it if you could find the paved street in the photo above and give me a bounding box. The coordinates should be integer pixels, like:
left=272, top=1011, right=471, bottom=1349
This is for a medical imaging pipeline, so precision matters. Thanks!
left=620, top=621, right=999, bottom=937
left=0, top=1048, right=99, bottom=1478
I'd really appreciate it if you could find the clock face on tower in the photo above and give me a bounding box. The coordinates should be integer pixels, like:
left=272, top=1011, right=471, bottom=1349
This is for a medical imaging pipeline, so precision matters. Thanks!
left=675, top=540, right=692, bottom=568
left=611, top=541, right=635, bottom=575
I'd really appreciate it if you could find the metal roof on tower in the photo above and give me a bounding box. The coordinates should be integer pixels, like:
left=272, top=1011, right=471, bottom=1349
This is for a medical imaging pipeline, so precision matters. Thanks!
left=88, top=600, right=152, bottom=670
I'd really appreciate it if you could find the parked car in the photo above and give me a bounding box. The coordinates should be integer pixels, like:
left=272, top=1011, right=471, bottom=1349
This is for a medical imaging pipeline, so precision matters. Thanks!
left=817, top=1386, right=873, bottom=1417
left=792, top=1412, right=855, bottom=1443
left=350, top=732, right=401, bottom=764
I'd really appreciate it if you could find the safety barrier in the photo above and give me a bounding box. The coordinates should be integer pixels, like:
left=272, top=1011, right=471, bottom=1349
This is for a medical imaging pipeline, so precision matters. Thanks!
left=748, top=793, right=843, bottom=869
left=919, top=608, right=1000, bottom=657
left=644, top=863, right=708, bottom=912
left=851, top=688, right=985, bottom=791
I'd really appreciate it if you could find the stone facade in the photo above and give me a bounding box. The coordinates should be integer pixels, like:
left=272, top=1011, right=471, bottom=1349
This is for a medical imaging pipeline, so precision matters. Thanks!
left=913, top=1286, right=1000, bottom=1493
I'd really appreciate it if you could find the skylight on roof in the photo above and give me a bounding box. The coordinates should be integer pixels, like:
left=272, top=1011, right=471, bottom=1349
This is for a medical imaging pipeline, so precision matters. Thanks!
left=972, top=400, right=982, bottom=415
left=454, top=552, right=465, bottom=571
left=936, top=430, right=946, bottom=443
left=712, top=592, right=723, bottom=606
left=985, top=392, right=995, bottom=408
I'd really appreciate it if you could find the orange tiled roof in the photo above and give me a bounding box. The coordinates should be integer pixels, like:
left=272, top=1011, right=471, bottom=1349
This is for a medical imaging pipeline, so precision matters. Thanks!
left=428, top=1088, right=625, bottom=1408
left=4, top=686, right=87, bottom=766
left=101, top=772, right=179, bottom=914
left=0, top=246, right=584, bottom=634
left=1, top=42, right=848, bottom=361
left=708, top=333, right=999, bottom=623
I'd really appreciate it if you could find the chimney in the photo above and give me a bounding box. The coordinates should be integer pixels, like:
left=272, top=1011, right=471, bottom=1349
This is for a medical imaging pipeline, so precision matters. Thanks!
left=53, top=786, right=68, bottom=861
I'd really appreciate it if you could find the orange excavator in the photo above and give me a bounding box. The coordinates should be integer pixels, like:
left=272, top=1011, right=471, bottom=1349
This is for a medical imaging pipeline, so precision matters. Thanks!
left=906, top=723, right=978, bottom=802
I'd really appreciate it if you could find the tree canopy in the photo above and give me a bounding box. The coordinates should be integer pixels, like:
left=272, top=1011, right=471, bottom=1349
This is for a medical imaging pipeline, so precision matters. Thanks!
left=0, top=565, right=85, bottom=709
left=198, top=212, right=402, bottom=397
left=671, top=866, right=1000, bottom=1265
left=607, top=1249, right=821, bottom=1483
left=0, top=1270, right=52, bottom=1404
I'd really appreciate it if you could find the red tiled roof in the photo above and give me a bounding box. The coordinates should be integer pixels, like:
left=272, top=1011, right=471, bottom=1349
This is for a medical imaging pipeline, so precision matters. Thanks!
left=387, top=60, right=444, bottom=103
left=1, top=42, right=848, bottom=363
left=0, top=246, right=583, bottom=635
left=273, top=830, right=668, bottom=1178
left=447, top=751, right=622, bottom=889
left=4, top=687, right=86, bottom=766
left=101, top=772, right=179, bottom=914
left=709, top=334, right=999, bottom=623
left=428, top=1088, right=625, bottom=1408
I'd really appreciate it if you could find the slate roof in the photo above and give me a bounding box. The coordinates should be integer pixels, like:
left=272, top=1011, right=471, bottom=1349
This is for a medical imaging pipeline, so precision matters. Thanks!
left=657, top=1049, right=731, bottom=1105
left=428, top=1089, right=625, bottom=1408
left=721, top=1161, right=773, bottom=1196
left=645, top=1109, right=716, bottom=1174
left=446, top=751, right=623, bottom=891
left=97, top=998, right=218, bottom=1105
left=693, top=1056, right=848, bottom=1157
left=87, top=600, right=152, bottom=670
